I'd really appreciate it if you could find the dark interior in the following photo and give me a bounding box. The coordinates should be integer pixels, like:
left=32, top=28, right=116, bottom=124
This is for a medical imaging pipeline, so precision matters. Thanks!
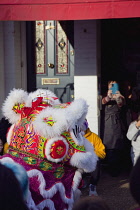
left=101, top=18, right=140, bottom=96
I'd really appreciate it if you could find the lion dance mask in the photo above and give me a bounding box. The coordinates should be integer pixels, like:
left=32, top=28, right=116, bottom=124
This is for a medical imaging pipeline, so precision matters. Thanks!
left=0, top=88, right=98, bottom=210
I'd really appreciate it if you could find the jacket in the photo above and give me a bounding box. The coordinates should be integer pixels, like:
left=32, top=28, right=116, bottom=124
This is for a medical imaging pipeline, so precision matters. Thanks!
left=84, top=128, right=106, bottom=159
left=127, top=121, right=140, bottom=152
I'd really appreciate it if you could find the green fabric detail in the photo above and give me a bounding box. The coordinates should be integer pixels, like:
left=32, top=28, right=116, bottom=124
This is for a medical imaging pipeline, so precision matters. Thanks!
left=38, top=136, right=46, bottom=157
left=39, top=161, right=52, bottom=171
left=54, top=166, right=64, bottom=179
left=23, top=157, right=37, bottom=165
left=62, top=132, right=86, bottom=152
left=10, top=151, right=19, bottom=157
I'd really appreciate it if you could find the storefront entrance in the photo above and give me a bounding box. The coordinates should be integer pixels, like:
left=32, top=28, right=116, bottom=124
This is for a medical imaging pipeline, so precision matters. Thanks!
left=101, top=18, right=140, bottom=95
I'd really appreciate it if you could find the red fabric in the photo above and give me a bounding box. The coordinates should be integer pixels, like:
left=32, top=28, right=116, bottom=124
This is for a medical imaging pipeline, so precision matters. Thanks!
left=50, top=140, right=67, bottom=159
left=1, top=149, right=77, bottom=209
left=0, top=0, right=140, bottom=20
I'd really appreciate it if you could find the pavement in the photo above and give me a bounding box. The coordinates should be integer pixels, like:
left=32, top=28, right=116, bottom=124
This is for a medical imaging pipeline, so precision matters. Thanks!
left=80, top=165, right=139, bottom=210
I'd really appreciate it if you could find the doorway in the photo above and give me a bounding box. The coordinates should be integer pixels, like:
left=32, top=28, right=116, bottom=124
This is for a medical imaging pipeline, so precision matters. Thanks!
left=101, top=18, right=140, bottom=96
left=100, top=18, right=140, bottom=138
left=35, top=20, right=74, bottom=103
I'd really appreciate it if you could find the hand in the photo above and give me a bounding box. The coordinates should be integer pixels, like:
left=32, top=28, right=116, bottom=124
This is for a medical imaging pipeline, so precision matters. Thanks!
left=136, top=120, right=140, bottom=128
left=113, top=91, right=124, bottom=99
left=107, top=89, right=112, bottom=99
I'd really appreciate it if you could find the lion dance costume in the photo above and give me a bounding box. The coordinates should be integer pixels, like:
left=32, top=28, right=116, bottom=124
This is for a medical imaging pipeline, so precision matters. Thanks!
left=0, top=88, right=98, bottom=210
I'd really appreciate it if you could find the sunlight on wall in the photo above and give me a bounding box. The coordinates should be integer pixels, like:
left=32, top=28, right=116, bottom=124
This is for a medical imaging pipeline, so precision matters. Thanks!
left=74, top=75, right=98, bottom=134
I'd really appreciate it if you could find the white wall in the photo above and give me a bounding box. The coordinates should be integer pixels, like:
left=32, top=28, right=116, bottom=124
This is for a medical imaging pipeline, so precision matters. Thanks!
left=3, top=22, right=16, bottom=96
left=0, top=22, right=5, bottom=116
left=0, top=21, right=27, bottom=118
left=74, top=20, right=100, bottom=135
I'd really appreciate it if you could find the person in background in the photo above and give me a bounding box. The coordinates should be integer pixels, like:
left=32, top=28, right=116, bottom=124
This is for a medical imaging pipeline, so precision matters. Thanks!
left=123, top=81, right=140, bottom=126
left=72, top=195, right=110, bottom=210
left=0, top=117, right=11, bottom=155
left=130, top=155, right=140, bottom=209
left=0, top=163, right=29, bottom=210
left=82, top=120, right=106, bottom=196
left=101, top=80, right=125, bottom=177
left=126, top=114, right=140, bottom=165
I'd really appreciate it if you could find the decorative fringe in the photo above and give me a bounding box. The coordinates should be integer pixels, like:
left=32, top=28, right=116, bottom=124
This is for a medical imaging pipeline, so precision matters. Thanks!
left=70, top=149, right=98, bottom=173
left=72, top=169, right=83, bottom=191
left=27, top=169, right=75, bottom=209
left=33, top=108, right=67, bottom=139
left=37, top=199, right=56, bottom=210
left=26, top=89, right=60, bottom=107
left=33, top=99, right=88, bottom=142
left=65, top=99, right=88, bottom=130
left=2, top=88, right=28, bottom=124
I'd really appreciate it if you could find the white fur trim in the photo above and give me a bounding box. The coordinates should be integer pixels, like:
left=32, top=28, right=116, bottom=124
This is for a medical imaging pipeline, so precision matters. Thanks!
left=72, top=169, right=82, bottom=191
left=0, top=157, right=14, bottom=164
left=65, top=99, right=88, bottom=131
left=25, top=95, right=33, bottom=107
left=69, top=133, right=98, bottom=173
left=70, top=150, right=98, bottom=173
left=26, top=190, right=38, bottom=210
left=82, top=137, right=99, bottom=171
left=27, top=169, right=74, bottom=207
left=33, top=99, right=88, bottom=139
left=33, top=107, right=68, bottom=138
left=73, top=189, right=81, bottom=202
left=45, top=136, right=69, bottom=163
left=70, top=131, right=84, bottom=146
left=26, top=89, right=60, bottom=107
left=83, top=136, right=96, bottom=153
left=2, top=88, right=28, bottom=124
left=37, top=199, right=55, bottom=210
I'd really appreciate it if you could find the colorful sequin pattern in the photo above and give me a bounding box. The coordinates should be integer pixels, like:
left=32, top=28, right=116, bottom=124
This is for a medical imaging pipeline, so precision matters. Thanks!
left=61, top=132, right=86, bottom=162
left=62, top=132, right=85, bottom=152
left=53, top=102, right=71, bottom=109
left=10, top=119, right=38, bottom=155
left=12, top=103, right=25, bottom=114
left=43, top=116, right=56, bottom=126
left=10, top=113, right=47, bottom=158
left=9, top=100, right=86, bottom=163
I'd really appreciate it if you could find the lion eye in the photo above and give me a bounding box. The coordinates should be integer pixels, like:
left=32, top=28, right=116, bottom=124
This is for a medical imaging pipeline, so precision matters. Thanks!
left=73, top=125, right=81, bottom=138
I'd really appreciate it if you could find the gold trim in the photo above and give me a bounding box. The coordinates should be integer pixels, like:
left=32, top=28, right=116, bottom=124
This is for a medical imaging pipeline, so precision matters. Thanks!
left=9, top=145, right=47, bottom=161
left=8, top=146, right=65, bottom=167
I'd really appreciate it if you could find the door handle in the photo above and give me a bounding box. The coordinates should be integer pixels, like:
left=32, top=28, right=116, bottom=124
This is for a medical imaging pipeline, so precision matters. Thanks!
left=48, top=63, right=55, bottom=68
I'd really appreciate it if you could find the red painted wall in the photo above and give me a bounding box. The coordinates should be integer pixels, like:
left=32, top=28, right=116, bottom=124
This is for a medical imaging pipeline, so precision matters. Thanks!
left=0, top=0, right=140, bottom=20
